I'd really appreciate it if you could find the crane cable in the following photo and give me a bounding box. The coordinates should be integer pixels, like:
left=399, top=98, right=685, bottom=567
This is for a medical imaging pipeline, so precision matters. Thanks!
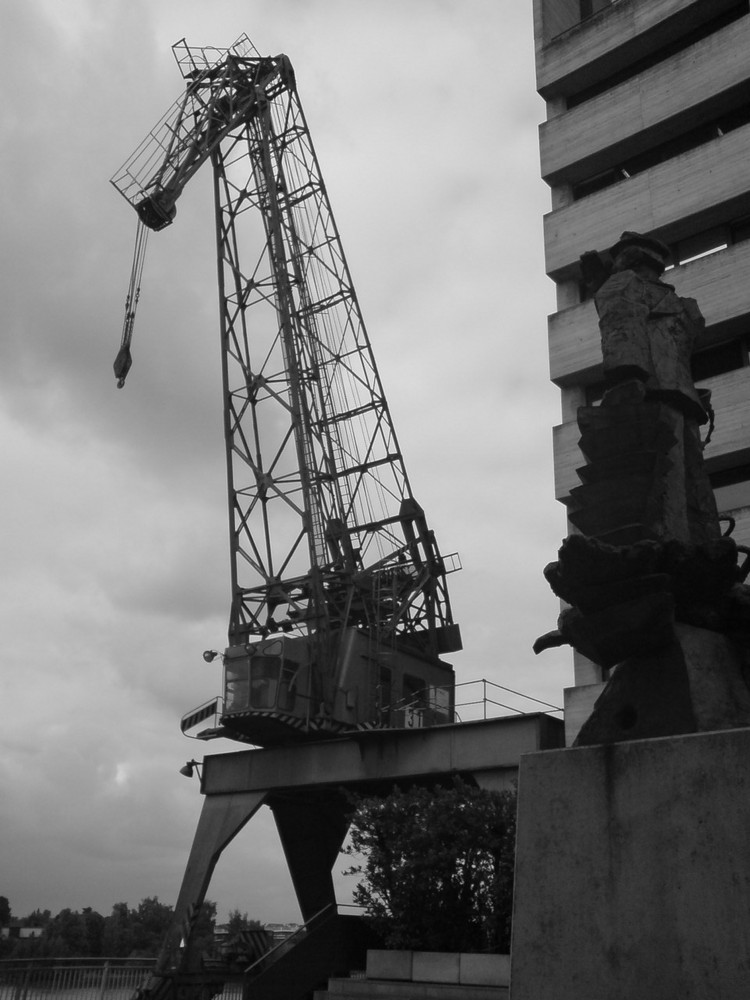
left=113, top=219, right=149, bottom=388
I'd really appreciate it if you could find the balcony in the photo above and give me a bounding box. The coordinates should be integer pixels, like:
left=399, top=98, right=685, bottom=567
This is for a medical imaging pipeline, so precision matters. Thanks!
left=543, top=123, right=750, bottom=280
left=540, top=16, right=750, bottom=187
left=535, top=0, right=740, bottom=100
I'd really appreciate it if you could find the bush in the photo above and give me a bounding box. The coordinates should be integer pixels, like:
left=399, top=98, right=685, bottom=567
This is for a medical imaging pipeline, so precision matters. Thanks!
left=343, top=779, right=516, bottom=953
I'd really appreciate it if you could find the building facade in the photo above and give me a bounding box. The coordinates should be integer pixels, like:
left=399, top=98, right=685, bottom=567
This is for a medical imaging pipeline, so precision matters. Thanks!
left=532, top=0, right=750, bottom=740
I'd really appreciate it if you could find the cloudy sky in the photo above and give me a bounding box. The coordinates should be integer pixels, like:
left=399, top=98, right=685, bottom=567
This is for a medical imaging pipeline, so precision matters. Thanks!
left=0, top=0, right=570, bottom=925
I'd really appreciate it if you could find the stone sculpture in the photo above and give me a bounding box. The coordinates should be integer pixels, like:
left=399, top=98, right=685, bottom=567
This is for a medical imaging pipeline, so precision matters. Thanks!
left=594, top=232, right=719, bottom=545
left=535, top=231, right=750, bottom=744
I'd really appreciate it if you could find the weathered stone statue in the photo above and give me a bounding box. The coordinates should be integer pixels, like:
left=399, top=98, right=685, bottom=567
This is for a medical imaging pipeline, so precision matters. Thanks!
left=594, top=231, right=720, bottom=545
left=536, top=231, right=750, bottom=744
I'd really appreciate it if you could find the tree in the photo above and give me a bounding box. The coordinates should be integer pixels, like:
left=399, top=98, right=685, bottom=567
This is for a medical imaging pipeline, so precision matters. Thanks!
left=81, top=907, right=105, bottom=956
left=131, top=897, right=174, bottom=956
left=224, top=909, right=263, bottom=937
left=101, top=902, right=135, bottom=957
left=42, top=909, right=90, bottom=957
left=343, top=779, right=517, bottom=953
left=22, top=909, right=51, bottom=929
left=0, top=896, right=221, bottom=959
left=191, top=899, right=217, bottom=957
left=221, top=909, right=265, bottom=965
left=0, top=897, right=11, bottom=926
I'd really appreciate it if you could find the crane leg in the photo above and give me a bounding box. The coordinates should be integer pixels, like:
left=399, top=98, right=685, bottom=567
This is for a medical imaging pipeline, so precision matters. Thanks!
left=269, top=789, right=350, bottom=923
left=145, top=790, right=267, bottom=995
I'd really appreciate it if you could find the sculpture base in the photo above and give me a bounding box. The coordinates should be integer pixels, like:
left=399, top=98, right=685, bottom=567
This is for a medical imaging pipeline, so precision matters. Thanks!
left=575, top=623, right=750, bottom=745
left=510, top=728, right=750, bottom=999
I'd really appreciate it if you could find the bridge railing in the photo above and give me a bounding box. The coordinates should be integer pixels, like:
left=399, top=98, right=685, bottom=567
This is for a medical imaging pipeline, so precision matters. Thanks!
left=0, top=958, right=252, bottom=1000
left=0, top=959, right=156, bottom=1000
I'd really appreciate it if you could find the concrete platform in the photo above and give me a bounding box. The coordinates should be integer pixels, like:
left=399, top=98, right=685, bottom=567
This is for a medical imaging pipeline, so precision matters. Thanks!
left=201, top=713, right=564, bottom=796
left=511, top=727, right=750, bottom=999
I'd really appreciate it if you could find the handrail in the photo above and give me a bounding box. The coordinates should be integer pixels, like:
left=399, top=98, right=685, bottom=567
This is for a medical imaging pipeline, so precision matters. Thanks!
left=0, top=958, right=158, bottom=1000
left=242, top=902, right=336, bottom=978
left=161, top=903, right=338, bottom=991
left=454, top=678, right=564, bottom=715
left=381, top=677, right=563, bottom=726
left=0, top=958, right=156, bottom=967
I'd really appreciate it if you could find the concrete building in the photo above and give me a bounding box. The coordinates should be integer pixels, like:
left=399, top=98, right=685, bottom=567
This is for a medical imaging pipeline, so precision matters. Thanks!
left=532, top=0, right=750, bottom=741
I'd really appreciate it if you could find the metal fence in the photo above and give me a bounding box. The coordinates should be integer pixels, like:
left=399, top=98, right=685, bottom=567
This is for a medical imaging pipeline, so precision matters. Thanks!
left=0, top=959, right=156, bottom=1000
left=454, top=678, right=563, bottom=720
left=0, top=959, right=248, bottom=1000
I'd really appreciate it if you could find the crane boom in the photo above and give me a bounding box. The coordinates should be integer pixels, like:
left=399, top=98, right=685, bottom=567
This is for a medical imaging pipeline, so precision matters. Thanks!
left=113, top=35, right=461, bottom=745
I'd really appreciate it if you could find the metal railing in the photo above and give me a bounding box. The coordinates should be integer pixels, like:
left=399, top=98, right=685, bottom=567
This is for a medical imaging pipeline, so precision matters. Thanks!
left=0, top=959, right=156, bottom=1000
left=0, top=959, right=250, bottom=1000
left=454, top=678, right=563, bottom=720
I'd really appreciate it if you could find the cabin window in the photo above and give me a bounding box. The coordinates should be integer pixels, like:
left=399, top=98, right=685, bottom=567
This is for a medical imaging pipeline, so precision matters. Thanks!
left=403, top=674, right=428, bottom=727
left=224, top=649, right=301, bottom=714
left=278, top=660, right=300, bottom=711
left=224, top=657, right=250, bottom=713
left=378, top=666, right=392, bottom=723
left=250, top=655, right=281, bottom=708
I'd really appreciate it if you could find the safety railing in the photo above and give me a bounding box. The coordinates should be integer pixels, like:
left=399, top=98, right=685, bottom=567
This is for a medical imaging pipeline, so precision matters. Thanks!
left=454, top=678, right=563, bottom=720
left=384, top=677, right=563, bottom=729
left=0, top=959, right=156, bottom=1000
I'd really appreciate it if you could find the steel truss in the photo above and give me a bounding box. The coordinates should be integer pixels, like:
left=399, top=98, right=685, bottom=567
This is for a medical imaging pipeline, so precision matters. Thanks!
left=112, top=35, right=459, bottom=659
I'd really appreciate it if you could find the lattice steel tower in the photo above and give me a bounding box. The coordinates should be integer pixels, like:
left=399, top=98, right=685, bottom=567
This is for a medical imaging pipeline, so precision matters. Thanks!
left=113, top=36, right=461, bottom=746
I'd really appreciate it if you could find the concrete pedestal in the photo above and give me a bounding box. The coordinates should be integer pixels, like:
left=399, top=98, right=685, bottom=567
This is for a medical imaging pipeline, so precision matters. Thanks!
left=510, top=728, right=750, bottom=999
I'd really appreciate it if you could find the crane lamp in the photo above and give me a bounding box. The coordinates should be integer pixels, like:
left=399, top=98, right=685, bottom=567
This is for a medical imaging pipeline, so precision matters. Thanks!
left=179, top=760, right=203, bottom=779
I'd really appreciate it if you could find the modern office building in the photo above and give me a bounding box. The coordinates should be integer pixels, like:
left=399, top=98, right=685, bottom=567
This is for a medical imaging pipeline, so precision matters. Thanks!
left=532, top=0, right=750, bottom=741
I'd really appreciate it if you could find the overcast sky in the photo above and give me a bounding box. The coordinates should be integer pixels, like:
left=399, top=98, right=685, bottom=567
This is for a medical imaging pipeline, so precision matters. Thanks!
left=0, top=0, right=570, bottom=925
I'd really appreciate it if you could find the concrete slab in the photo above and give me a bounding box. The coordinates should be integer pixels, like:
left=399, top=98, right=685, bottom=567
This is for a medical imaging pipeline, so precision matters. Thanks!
left=366, top=950, right=412, bottom=982
left=202, top=715, right=564, bottom=795
left=511, top=728, right=750, bottom=999
left=412, top=951, right=459, bottom=984
left=459, top=953, right=510, bottom=986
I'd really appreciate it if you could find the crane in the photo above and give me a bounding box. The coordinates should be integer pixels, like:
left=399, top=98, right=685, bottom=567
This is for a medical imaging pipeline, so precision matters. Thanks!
left=112, top=35, right=462, bottom=747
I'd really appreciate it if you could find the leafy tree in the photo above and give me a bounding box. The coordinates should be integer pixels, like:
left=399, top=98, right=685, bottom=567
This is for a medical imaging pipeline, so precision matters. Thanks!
left=131, top=897, right=174, bottom=956
left=44, top=908, right=88, bottom=957
left=1, top=909, right=51, bottom=958
left=0, top=899, right=13, bottom=959
left=38, top=907, right=100, bottom=957
left=343, top=779, right=517, bottom=953
left=224, top=909, right=263, bottom=937
left=81, top=907, right=105, bottom=956
left=101, top=902, right=134, bottom=957
left=22, top=909, right=51, bottom=929
left=221, top=909, right=265, bottom=964
left=191, top=899, right=217, bottom=957
left=0, top=896, right=219, bottom=959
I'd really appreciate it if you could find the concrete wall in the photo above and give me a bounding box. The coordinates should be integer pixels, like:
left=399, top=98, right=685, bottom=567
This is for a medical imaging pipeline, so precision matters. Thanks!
left=535, top=0, right=736, bottom=99
left=540, top=16, right=750, bottom=185
left=511, top=729, right=750, bottom=998
left=544, top=124, right=750, bottom=280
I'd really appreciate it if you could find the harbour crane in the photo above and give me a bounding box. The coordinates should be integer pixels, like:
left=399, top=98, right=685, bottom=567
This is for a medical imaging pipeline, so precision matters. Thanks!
left=112, top=34, right=462, bottom=748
